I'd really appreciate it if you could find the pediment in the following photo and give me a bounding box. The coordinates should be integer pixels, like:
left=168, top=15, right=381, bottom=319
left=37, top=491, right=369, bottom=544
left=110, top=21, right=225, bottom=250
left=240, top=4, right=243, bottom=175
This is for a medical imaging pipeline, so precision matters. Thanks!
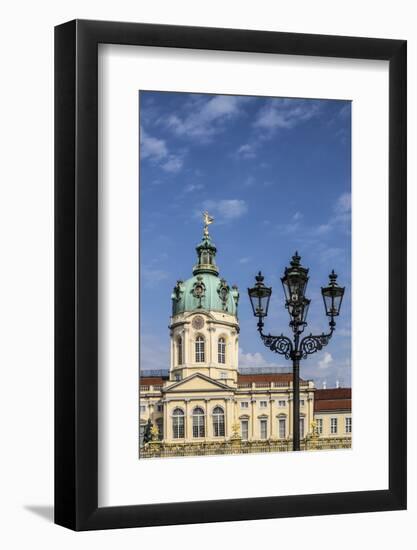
left=164, top=373, right=233, bottom=393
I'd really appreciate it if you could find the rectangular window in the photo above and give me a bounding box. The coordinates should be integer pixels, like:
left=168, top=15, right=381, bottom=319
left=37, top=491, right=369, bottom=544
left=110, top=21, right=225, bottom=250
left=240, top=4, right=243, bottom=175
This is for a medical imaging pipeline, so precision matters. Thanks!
left=299, top=417, right=305, bottom=439
left=140, top=404, right=146, bottom=413
left=278, top=400, right=286, bottom=407
left=157, top=404, right=163, bottom=412
left=218, top=338, right=226, bottom=364
left=345, top=417, right=352, bottom=433
left=193, top=415, right=205, bottom=438
left=316, top=418, right=323, bottom=434
left=300, top=400, right=305, bottom=406
left=260, top=419, right=268, bottom=439
left=213, top=413, right=225, bottom=437
left=331, top=417, right=338, bottom=434
left=259, top=400, right=268, bottom=408
left=278, top=418, right=286, bottom=438
left=195, top=338, right=205, bottom=362
left=240, top=401, right=249, bottom=409
left=241, top=420, right=249, bottom=440
left=177, top=338, right=183, bottom=365
left=174, top=373, right=181, bottom=381
left=173, top=416, right=185, bottom=439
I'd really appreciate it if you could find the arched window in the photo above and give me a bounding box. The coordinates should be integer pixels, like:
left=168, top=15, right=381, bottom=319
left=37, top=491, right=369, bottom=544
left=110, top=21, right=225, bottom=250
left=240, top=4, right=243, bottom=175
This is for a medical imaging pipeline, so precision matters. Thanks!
left=201, top=250, right=210, bottom=264
left=156, top=417, right=164, bottom=441
left=195, top=335, right=205, bottom=363
left=192, top=407, right=205, bottom=438
left=172, top=408, right=184, bottom=439
left=212, top=406, right=225, bottom=437
left=176, top=336, right=183, bottom=365
left=218, top=337, right=226, bottom=364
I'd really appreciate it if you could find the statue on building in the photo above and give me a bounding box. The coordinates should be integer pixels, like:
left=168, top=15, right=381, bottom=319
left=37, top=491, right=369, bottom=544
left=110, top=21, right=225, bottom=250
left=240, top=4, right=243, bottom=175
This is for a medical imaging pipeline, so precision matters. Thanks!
left=203, top=211, right=214, bottom=237
left=143, top=418, right=153, bottom=445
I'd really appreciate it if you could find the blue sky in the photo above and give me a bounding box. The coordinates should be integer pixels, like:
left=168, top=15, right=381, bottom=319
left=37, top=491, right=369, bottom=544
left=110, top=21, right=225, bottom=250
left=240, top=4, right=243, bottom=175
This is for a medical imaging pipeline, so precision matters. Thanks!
left=139, top=91, right=351, bottom=388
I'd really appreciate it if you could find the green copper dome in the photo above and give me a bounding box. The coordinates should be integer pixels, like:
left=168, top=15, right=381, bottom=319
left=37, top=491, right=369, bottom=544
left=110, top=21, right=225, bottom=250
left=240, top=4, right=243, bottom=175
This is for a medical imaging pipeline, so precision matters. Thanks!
left=171, top=223, right=239, bottom=317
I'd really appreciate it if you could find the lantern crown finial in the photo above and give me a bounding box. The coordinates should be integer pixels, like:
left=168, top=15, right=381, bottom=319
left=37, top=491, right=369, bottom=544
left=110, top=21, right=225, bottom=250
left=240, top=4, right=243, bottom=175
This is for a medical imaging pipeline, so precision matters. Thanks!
left=290, top=251, right=301, bottom=267
left=255, top=271, right=264, bottom=284
left=329, top=270, right=338, bottom=284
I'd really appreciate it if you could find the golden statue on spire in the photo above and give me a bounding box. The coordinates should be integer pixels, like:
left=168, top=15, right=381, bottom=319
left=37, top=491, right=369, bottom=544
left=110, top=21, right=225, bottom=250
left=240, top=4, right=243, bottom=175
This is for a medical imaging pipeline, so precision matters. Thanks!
left=203, top=211, right=214, bottom=237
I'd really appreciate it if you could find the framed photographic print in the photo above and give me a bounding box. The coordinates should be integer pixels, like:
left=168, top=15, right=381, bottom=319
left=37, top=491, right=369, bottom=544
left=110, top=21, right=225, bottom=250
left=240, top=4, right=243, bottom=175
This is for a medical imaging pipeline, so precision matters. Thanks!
left=55, top=20, right=406, bottom=531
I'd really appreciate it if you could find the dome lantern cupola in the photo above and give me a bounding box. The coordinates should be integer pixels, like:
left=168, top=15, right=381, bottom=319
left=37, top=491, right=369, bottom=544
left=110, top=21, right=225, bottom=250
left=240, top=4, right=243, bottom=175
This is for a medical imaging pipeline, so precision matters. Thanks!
left=193, top=232, right=219, bottom=276
left=170, top=211, right=239, bottom=317
left=193, top=211, right=218, bottom=276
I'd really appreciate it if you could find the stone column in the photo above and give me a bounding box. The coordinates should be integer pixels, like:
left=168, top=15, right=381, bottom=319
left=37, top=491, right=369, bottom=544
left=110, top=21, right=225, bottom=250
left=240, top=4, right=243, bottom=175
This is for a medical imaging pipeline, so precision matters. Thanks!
left=149, top=402, right=155, bottom=426
left=307, top=395, right=313, bottom=434
left=251, top=398, right=256, bottom=439
left=162, top=401, right=166, bottom=442
left=288, top=393, right=293, bottom=437
left=165, top=401, right=171, bottom=442
left=169, top=332, right=174, bottom=371
left=183, top=326, right=190, bottom=366
left=204, top=398, right=209, bottom=439
left=269, top=398, right=274, bottom=438
left=207, top=325, right=215, bottom=368
left=184, top=399, right=189, bottom=441
left=225, top=397, right=233, bottom=439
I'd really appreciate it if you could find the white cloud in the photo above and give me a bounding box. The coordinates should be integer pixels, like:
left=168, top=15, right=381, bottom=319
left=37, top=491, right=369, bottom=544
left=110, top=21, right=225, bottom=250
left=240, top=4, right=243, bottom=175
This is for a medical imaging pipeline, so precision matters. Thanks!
left=292, top=211, right=303, bottom=222
left=218, top=200, right=248, bottom=220
left=314, top=223, right=332, bottom=235
left=184, top=183, right=205, bottom=193
left=239, top=349, right=285, bottom=369
left=140, top=126, right=168, bottom=160
left=200, top=199, right=248, bottom=223
left=161, top=156, right=183, bottom=173
left=338, top=103, right=350, bottom=119
left=236, top=143, right=257, bottom=159
left=140, top=126, right=184, bottom=173
left=318, top=352, right=333, bottom=370
left=142, top=267, right=169, bottom=288
left=164, top=95, right=243, bottom=140
left=254, top=98, right=321, bottom=131
left=311, top=192, right=351, bottom=236
left=334, top=192, right=351, bottom=214
left=301, top=356, right=351, bottom=388
left=239, top=257, right=251, bottom=264
left=243, top=175, right=255, bottom=187
left=277, top=218, right=302, bottom=235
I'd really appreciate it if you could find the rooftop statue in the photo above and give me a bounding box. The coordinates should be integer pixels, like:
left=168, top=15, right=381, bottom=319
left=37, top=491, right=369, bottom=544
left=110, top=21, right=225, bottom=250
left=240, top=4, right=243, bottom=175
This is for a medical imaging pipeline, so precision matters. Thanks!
left=203, top=211, right=214, bottom=237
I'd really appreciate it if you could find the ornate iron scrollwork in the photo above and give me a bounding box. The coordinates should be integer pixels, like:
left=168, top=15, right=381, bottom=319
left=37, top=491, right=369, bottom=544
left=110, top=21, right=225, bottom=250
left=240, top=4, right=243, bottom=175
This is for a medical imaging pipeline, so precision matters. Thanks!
left=299, top=332, right=333, bottom=359
left=260, top=333, right=293, bottom=359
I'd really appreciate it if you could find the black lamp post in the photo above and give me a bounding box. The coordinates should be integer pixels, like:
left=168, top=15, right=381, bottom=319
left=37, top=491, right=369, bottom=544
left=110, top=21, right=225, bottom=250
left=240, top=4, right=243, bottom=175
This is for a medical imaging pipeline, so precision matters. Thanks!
left=248, top=252, right=345, bottom=451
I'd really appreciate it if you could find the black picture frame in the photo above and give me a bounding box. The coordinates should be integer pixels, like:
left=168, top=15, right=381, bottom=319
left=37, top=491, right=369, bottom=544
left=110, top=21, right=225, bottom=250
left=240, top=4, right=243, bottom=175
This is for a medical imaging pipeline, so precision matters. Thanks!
left=55, top=19, right=407, bottom=531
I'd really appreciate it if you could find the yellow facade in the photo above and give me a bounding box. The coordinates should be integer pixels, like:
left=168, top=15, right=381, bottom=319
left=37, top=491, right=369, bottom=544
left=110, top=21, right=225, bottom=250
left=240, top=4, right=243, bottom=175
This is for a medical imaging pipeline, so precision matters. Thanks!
left=139, top=223, right=351, bottom=454
left=139, top=309, right=351, bottom=447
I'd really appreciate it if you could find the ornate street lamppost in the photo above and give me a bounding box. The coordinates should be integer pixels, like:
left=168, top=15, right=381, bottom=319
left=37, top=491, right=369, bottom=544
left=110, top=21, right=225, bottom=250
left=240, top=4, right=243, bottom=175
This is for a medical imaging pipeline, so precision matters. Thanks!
left=248, top=252, right=345, bottom=451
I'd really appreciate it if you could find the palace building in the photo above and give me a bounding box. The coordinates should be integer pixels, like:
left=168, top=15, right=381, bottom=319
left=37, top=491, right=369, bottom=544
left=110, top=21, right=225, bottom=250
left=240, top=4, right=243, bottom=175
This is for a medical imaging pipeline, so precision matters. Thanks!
left=139, top=218, right=351, bottom=456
